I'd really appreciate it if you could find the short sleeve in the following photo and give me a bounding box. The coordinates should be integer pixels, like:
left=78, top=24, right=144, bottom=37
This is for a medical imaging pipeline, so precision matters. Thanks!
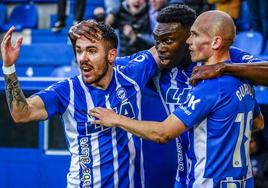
left=35, top=79, right=70, bottom=119
left=230, top=46, right=264, bottom=63
left=173, top=80, right=219, bottom=128
left=114, top=50, right=149, bottom=66
left=116, top=50, right=158, bottom=88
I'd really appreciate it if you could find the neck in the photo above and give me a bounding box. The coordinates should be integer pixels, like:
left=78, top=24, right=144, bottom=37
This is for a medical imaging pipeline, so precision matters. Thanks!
left=91, top=66, right=113, bottom=90
left=204, top=49, right=230, bottom=65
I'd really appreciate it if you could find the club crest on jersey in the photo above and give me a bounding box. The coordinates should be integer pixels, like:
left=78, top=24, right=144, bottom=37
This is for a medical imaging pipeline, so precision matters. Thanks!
left=133, top=54, right=146, bottom=62
left=116, top=87, right=127, bottom=101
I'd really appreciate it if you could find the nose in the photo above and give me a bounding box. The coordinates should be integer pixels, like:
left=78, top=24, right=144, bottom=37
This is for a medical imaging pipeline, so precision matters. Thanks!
left=81, top=51, right=89, bottom=60
left=156, top=42, right=167, bottom=54
left=78, top=51, right=90, bottom=64
left=186, top=36, right=192, bottom=46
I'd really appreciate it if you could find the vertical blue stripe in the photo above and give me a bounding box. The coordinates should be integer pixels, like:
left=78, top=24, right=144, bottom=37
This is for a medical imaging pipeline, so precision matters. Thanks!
left=98, top=128, right=115, bottom=188
left=116, top=128, right=130, bottom=188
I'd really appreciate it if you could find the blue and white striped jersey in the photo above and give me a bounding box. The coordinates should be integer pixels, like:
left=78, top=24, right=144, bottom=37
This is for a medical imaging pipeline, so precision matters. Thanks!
left=173, top=74, right=260, bottom=188
left=115, top=47, right=264, bottom=187
left=36, top=50, right=157, bottom=188
left=152, top=47, right=263, bottom=187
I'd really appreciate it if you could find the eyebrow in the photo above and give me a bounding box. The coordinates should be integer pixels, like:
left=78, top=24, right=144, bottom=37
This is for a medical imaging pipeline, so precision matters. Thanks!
left=153, top=32, right=173, bottom=38
left=76, top=45, right=97, bottom=50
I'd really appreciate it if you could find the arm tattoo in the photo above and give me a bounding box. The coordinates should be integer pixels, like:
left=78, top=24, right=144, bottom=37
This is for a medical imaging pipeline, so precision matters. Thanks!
left=4, top=73, right=28, bottom=113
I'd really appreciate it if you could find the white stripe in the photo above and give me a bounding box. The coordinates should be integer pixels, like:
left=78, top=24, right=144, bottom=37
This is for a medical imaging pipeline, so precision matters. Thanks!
left=169, top=68, right=178, bottom=112
left=62, top=79, right=80, bottom=186
left=127, top=132, right=136, bottom=188
left=116, top=67, right=145, bottom=187
left=111, top=127, right=119, bottom=188
left=78, top=76, right=101, bottom=187
left=90, top=132, right=101, bottom=187
left=192, top=119, right=213, bottom=188
left=105, top=95, right=119, bottom=188
left=152, top=72, right=170, bottom=116
left=140, top=139, right=145, bottom=188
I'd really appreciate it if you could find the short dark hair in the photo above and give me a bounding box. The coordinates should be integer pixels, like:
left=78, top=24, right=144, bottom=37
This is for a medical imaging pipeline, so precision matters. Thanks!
left=157, top=4, right=196, bottom=28
left=95, top=22, right=118, bottom=50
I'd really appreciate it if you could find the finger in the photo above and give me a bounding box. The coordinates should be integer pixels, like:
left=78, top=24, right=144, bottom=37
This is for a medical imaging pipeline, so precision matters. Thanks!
left=2, top=34, right=11, bottom=46
left=189, top=78, right=196, bottom=86
left=70, top=27, right=83, bottom=38
left=190, top=77, right=200, bottom=86
left=80, top=26, right=101, bottom=40
left=3, top=26, right=15, bottom=40
left=192, top=66, right=199, bottom=74
left=14, top=36, right=23, bottom=50
left=68, top=26, right=80, bottom=40
left=90, top=120, right=101, bottom=124
left=90, top=107, right=103, bottom=114
left=88, top=111, right=100, bottom=118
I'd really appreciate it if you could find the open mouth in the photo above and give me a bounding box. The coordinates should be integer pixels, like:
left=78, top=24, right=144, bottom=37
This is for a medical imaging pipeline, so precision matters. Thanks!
left=159, top=55, right=170, bottom=61
left=81, top=64, right=93, bottom=73
left=133, top=4, right=140, bottom=9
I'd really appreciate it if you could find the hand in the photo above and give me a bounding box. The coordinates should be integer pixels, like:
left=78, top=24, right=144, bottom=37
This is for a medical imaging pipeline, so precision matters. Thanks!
left=89, top=107, right=120, bottom=127
left=123, top=25, right=137, bottom=42
left=68, top=20, right=102, bottom=44
left=190, top=62, right=225, bottom=85
left=1, top=26, right=23, bottom=67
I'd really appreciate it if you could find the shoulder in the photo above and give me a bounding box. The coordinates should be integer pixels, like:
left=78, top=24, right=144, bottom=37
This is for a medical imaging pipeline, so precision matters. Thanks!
left=229, top=46, right=263, bottom=63
left=115, top=50, right=155, bottom=69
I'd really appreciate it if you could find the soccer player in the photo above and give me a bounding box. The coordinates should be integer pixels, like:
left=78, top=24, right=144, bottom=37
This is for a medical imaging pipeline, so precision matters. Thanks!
left=1, top=23, right=165, bottom=187
left=89, top=10, right=265, bottom=187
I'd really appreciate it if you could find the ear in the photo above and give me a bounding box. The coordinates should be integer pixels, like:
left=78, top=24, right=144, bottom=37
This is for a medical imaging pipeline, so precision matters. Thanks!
left=107, top=48, right=117, bottom=65
left=211, top=36, right=222, bottom=50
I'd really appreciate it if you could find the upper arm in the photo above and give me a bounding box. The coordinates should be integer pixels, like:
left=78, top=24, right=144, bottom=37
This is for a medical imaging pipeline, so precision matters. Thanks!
left=27, top=95, right=48, bottom=121
left=118, top=50, right=158, bottom=87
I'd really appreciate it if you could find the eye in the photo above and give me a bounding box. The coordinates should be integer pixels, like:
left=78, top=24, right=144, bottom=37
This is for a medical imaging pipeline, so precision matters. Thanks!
left=76, top=49, right=82, bottom=54
left=88, top=49, right=97, bottom=54
left=165, top=38, right=173, bottom=44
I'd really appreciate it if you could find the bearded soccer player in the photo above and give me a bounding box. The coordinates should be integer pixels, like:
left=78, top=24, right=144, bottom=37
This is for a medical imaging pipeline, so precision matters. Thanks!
left=1, top=22, right=169, bottom=187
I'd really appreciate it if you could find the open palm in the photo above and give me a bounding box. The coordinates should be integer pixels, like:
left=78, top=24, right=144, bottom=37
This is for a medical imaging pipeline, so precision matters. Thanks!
left=1, top=27, right=23, bottom=67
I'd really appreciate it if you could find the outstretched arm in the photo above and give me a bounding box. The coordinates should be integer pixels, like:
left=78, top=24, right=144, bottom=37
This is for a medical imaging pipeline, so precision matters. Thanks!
left=89, top=107, right=187, bottom=144
left=190, top=62, right=268, bottom=86
left=1, top=27, right=48, bottom=123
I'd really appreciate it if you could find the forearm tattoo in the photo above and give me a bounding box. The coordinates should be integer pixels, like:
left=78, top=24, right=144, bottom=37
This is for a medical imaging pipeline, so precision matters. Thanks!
left=4, top=73, right=27, bottom=113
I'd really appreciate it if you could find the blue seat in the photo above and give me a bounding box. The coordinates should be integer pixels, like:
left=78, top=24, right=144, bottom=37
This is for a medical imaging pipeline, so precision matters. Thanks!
left=0, top=4, right=7, bottom=27
left=31, top=29, right=69, bottom=44
left=235, top=1, right=251, bottom=31
left=12, top=43, right=74, bottom=77
left=18, top=44, right=73, bottom=66
left=51, top=66, right=80, bottom=77
left=233, top=31, right=263, bottom=56
left=0, top=4, right=38, bottom=32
